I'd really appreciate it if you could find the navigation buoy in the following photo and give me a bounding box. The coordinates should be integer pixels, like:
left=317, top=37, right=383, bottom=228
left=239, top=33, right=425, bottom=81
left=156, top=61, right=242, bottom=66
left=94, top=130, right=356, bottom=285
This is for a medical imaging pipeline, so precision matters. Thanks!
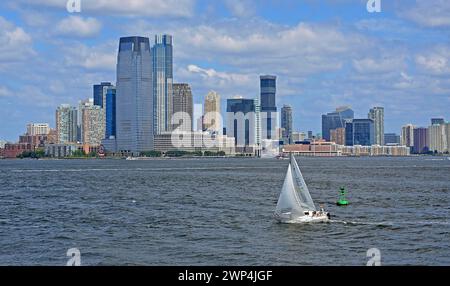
left=336, top=187, right=349, bottom=206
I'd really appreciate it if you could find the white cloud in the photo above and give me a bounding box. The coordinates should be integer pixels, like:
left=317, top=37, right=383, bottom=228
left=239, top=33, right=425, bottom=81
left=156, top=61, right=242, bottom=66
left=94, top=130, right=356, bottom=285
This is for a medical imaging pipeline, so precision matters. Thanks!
left=400, top=0, right=450, bottom=27
left=16, top=0, right=195, bottom=17
left=224, top=0, right=255, bottom=18
left=415, top=46, right=450, bottom=75
left=54, top=16, right=102, bottom=38
left=353, top=56, right=406, bottom=74
left=0, top=16, right=35, bottom=63
left=61, top=42, right=116, bottom=71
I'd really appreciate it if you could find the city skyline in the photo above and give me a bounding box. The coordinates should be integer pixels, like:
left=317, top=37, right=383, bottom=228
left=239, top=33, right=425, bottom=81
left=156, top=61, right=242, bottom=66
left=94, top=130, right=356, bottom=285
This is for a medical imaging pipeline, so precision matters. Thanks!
left=1, top=0, right=450, bottom=141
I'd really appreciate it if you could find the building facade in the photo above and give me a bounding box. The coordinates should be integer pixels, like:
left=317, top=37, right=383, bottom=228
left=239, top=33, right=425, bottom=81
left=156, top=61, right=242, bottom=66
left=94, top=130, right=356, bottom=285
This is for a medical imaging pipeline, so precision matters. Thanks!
left=203, top=91, right=221, bottom=133
left=401, top=124, right=415, bottom=148
left=330, top=127, right=346, bottom=145
left=322, top=106, right=354, bottom=141
left=384, top=133, right=400, bottom=145
left=115, top=36, right=153, bottom=153
left=413, top=127, right=429, bottom=154
left=105, top=86, right=116, bottom=139
left=26, top=123, right=50, bottom=136
left=172, top=83, right=193, bottom=132
left=281, top=105, right=293, bottom=143
left=152, top=34, right=173, bottom=134
left=93, top=82, right=112, bottom=108
left=428, top=124, right=447, bottom=154
left=56, top=104, right=78, bottom=144
left=368, top=107, right=384, bottom=145
left=260, top=75, right=277, bottom=140
left=345, top=119, right=374, bottom=146
left=81, top=105, right=105, bottom=146
left=226, top=98, right=258, bottom=154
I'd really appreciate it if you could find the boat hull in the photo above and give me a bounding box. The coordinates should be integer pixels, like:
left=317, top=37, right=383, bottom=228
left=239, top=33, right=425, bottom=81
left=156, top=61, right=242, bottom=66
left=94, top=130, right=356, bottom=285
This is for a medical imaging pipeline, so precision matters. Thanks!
left=274, top=212, right=330, bottom=224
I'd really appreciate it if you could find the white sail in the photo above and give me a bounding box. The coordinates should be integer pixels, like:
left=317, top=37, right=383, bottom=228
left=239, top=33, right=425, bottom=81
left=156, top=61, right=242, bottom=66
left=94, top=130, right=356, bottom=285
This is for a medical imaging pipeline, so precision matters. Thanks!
left=275, top=164, right=305, bottom=217
left=290, top=154, right=317, bottom=211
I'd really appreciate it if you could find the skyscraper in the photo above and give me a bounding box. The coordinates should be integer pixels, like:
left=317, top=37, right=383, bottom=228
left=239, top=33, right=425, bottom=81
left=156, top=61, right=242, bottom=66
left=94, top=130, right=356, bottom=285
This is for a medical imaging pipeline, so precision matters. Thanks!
left=226, top=98, right=257, bottom=151
left=322, top=106, right=354, bottom=141
left=413, top=127, right=429, bottom=154
left=203, top=91, right=221, bottom=133
left=281, top=105, right=293, bottom=143
left=27, top=123, right=50, bottom=136
left=384, top=133, right=400, bottom=145
left=368, top=107, right=384, bottom=145
left=93, top=82, right=112, bottom=108
left=172, top=83, right=193, bottom=132
left=428, top=124, right=446, bottom=153
left=401, top=124, right=415, bottom=147
left=345, top=119, right=374, bottom=146
left=56, top=104, right=78, bottom=144
left=105, top=86, right=116, bottom=139
left=152, top=34, right=173, bottom=134
left=81, top=104, right=104, bottom=146
left=330, top=128, right=346, bottom=145
left=260, top=75, right=277, bottom=140
left=115, top=36, right=153, bottom=153
left=431, top=118, right=445, bottom=125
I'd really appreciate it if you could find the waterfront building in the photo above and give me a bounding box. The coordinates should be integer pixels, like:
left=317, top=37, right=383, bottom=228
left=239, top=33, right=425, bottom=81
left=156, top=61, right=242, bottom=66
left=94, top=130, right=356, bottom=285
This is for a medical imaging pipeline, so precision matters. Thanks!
left=45, top=143, right=81, bottom=158
left=152, top=34, right=173, bottom=134
left=291, top=132, right=306, bottom=143
left=368, top=107, right=384, bottom=145
left=308, top=131, right=313, bottom=139
left=260, top=75, right=277, bottom=140
left=226, top=97, right=258, bottom=155
left=172, top=83, right=193, bottom=132
left=428, top=124, right=447, bottom=154
left=81, top=104, right=105, bottom=146
left=321, top=106, right=354, bottom=141
left=401, top=124, right=415, bottom=148
left=115, top=36, right=153, bottom=154
left=330, top=127, right=346, bottom=145
left=345, top=119, right=374, bottom=146
left=203, top=91, right=221, bottom=133
left=26, top=123, right=50, bottom=136
left=93, top=82, right=115, bottom=139
left=431, top=118, right=445, bottom=125
left=281, top=105, right=293, bottom=143
left=446, top=123, right=450, bottom=153
left=105, top=86, right=116, bottom=139
left=93, top=82, right=112, bottom=108
left=2, top=143, right=34, bottom=158
left=413, top=127, right=429, bottom=154
left=56, top=104, right=78, bottom=144
left=384, top=133, right=400, bottom=145
left=283, top=141, right=342, bottom=157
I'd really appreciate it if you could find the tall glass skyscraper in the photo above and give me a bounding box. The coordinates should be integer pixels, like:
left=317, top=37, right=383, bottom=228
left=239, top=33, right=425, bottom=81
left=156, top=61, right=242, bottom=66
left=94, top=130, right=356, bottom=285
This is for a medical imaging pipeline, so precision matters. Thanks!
left=260, top=75, right=277, bottom=140
left=172, top=83, right=193, bottom=132
left=152, top=34, right=173, bottom=134
left=281, top=104, right=293, bottom=143
left=93, top=82, right=112, bottom=108
left=322, top=106, right=354, bottom=141
left=368, top=107, right=384, bottom=145
left=115, top=36, right=153, bottom=153
left=413, top=127, right=429, bottom=154
left=105, top=86, right=116, bottom=139
left=226, top=98, right=256, bottom=148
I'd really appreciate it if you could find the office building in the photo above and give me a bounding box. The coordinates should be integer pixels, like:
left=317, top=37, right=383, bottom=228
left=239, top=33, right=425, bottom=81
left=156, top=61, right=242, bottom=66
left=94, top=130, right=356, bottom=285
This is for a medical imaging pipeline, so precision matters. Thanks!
left=105, top=86, right=116, bottom=139
left=384, top=133, right=400, bottom=145
left=345, top=119, right=375, bottom=146
left=56, top=104, right=78, bottom=144
left=172, top=83, right=193, bottom=132
left=152, top=34, right=173, bottom=134
left=330, top=127, right=346, bottom=145
left=260, top=75, right=277, bottom=140
left=428, top=124, right=447, bottom=153
left=81, top=105, right=105, bottom=146
left=227, top=97, right=258, bottom=154
left=26, top=123, right=50, bottom=136
left=368, top=107, right=384, bottom=145
left=413, top=127, right=429, bottom=154
left=401, top=124, right=415, bottom=147
left=115, top=36, right=153, bottom=153
left=93, top=82, right=113, bottom=108
left=322, top=106, right=354, bottom=141
left=281, top=105, right=293, bottom=143
left=203, top=91, right=221, bottom=133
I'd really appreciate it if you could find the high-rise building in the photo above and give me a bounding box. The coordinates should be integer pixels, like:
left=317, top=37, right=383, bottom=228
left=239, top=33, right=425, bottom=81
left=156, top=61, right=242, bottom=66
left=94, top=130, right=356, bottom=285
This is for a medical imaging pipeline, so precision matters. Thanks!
left=330, top=127, right=346, bottom=145
left=115, top=36, right=153, bottom=153
left=203, top=91, right=221, bottom=133
left=428, top=124, right=446, bottom=153
left=93, top=82, right=112, bottom=108
left=384, top=133, right=400, bottom=145
left=291, top=132, right=306, bottom=143
left=105, top=86, right=116, bottom=139
left=227, top=98, right=257, bottom=153
left=401, top=124, right=415, bottom=147
left=345, top=119, right=374, bottom=146
left=431, top=118, right=445, bottom=125
left=368, top=107, right=384, bottom=145
left=81, top=105, right=104, bottom=146
left=322, top=106, right=354, bottom=141
left=446, top=123, right=450, bottom=153
left=260, top=75, right=277, bottom=140
left=56, top=104, right=78, bottom=144
left=26, top=123, right=50, bottom=136
left=152, top=34, right=173, bottom=134
left=281, top=105, right=293, bottom=143
left=172, top=83, right=193, bottom=132
left=413, top=127, right=429, bottom=154
left=308, top=131, right=313, bottom=139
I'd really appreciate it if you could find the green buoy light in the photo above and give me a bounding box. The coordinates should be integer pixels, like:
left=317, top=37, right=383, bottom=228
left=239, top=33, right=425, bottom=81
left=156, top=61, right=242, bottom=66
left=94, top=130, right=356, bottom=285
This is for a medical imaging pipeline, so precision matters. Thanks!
left=336, top=187, right=349, bottom=206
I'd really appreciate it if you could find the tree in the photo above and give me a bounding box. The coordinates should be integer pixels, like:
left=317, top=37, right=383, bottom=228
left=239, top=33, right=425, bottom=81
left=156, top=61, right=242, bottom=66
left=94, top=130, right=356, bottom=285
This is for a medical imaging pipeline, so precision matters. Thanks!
left=140, top=151, right=162, bottom=157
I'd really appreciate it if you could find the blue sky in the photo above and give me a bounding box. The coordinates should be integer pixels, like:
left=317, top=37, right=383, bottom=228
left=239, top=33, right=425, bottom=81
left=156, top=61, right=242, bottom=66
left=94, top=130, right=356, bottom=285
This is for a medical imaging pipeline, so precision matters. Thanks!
left=0, top=0, right=449, bottom=141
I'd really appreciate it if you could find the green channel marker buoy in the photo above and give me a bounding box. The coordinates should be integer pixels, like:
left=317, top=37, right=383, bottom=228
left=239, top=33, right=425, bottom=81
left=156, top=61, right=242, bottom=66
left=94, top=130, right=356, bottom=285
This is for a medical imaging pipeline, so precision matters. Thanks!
left=336, top=186, right=349, bottom=206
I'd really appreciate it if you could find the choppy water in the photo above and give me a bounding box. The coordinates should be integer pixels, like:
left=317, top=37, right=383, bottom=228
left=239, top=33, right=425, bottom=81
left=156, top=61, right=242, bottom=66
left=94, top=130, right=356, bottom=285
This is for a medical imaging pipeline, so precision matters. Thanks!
left=0, top=157, right=449, bottom=265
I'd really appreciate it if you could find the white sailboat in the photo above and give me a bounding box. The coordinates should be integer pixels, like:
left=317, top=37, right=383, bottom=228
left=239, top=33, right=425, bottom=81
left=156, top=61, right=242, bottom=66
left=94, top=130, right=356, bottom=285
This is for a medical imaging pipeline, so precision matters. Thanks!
left=274, top=154, right=330, bottom=223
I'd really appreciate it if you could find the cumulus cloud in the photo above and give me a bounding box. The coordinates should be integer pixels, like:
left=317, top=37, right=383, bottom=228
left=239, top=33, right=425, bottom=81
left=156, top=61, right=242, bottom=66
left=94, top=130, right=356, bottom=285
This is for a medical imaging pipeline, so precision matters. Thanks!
left=400, top=0, right=450, bottom=27
left=54, top=16, right=102, bottom=38
left=0, top=16, right=35, bottom=63
left=224, top=0, right=256, bottom=18
left=61, top=42, right=116, bottom=71
left=353, top=56, right=406, bottom=74
left=415, top=46, right=450, bottom=75
left=15, top=0, right=195, bottom=17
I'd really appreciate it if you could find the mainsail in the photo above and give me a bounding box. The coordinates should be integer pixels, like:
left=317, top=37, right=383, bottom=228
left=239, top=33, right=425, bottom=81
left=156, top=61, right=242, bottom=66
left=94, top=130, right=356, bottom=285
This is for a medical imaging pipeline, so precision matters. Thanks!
left=275, top=154, right=316, bottom=217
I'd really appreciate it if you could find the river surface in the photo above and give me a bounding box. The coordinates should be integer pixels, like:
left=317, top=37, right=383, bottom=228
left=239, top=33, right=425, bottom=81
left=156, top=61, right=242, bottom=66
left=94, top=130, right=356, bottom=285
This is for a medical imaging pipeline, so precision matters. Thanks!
left=0, top=156, right=449, bottom=265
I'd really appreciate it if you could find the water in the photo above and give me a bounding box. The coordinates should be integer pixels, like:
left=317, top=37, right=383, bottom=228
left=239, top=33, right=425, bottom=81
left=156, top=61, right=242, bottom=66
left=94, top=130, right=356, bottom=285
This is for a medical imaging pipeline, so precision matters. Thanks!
left=0, top=157, right=449, bottom=265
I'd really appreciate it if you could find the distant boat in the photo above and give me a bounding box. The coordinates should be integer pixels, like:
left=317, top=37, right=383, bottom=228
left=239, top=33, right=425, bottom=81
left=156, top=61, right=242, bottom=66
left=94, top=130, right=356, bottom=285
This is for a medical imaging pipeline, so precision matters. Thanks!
left=274, top=154, right=330, bottom=223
